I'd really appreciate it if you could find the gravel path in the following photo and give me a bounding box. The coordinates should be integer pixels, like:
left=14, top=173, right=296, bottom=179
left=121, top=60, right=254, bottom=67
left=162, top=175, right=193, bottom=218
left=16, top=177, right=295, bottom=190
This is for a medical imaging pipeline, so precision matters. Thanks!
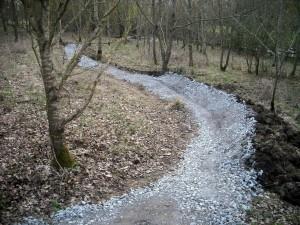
left=21, top=44, right=262, bottom=225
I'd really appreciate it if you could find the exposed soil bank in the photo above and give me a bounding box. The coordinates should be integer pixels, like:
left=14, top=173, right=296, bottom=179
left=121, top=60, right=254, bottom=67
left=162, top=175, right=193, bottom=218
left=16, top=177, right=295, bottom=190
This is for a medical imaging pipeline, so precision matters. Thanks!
left=251, top=103, right=300, bottom=205
left=215, top=84, right=300, bottom=206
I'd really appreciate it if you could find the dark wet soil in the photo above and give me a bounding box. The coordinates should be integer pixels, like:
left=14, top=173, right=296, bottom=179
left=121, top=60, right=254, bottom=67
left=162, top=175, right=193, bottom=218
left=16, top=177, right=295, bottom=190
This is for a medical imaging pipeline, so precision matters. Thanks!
left=216, top=83, right=300, bottom=206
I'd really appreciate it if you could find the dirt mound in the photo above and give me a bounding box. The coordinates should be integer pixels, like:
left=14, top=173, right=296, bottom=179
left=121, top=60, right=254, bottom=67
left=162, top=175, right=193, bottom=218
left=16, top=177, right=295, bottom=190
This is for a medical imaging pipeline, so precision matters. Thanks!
left=210, top=83, right=300, bottom=206
left=247, top=102, right=300, bottom=206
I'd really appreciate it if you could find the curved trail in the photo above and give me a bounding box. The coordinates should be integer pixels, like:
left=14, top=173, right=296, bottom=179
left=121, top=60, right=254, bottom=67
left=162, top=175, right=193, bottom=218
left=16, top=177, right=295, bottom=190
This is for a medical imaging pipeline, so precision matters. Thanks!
left=23, top=45, right=261, bottom=225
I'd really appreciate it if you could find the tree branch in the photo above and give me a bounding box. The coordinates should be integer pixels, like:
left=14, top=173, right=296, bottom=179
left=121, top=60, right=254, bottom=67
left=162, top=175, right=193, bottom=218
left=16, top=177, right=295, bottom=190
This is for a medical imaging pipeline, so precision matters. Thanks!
left=62, top=71, right=102, bottom=126
left=100, top=0, right=121, bottom=22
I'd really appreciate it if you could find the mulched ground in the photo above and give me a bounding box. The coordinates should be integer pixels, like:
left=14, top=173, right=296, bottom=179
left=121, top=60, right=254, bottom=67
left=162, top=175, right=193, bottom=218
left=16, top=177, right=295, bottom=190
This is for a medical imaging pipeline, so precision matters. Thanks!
left=0, top=38, right=196, bottom=224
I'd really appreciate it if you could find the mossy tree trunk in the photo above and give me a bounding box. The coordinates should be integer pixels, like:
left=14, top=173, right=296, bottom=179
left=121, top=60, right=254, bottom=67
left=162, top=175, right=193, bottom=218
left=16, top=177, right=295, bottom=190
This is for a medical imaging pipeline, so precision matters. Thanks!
left=23, top=0, right=120, bottom=169
left=39, top=42, right=75, bottom=168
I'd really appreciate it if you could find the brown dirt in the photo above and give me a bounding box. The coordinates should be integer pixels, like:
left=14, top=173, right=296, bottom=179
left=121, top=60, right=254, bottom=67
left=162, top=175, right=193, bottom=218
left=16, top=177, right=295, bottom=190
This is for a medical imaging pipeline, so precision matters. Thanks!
left=0, top=37, right=196, bottom=224
left=250, top=103, right=300, bottom=205
left=207, top=85, right=300, bottom=223
left=246, top=192, right=300, bottom=225
left=212, top=84, right=300, bottom=206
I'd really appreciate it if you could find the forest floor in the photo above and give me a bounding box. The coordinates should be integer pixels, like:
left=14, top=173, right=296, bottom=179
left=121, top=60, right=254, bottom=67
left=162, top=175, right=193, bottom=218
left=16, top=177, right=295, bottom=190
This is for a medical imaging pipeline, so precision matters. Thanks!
left=0, top=33, right=299, bottom=225
left=81, top=37, right=300, bottom=224
left=95, top=37, right=300, bottom=130
left=0, top=36, right=196, bottom=224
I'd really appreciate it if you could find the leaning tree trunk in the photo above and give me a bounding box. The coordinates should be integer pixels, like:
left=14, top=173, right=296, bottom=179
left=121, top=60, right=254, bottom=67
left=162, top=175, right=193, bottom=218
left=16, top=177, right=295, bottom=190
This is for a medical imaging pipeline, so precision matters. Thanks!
left=39, top=43, right=75, bottom=168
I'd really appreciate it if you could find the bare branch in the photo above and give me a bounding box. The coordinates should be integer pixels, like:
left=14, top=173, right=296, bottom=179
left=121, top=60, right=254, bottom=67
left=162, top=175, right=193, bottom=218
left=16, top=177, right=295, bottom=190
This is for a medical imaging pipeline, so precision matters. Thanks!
left=135, top=0, right=155, bottom=27
left=232, top=16, right=274, bottom=55
left=62, top=71, right=102, bottom=126
left=172, top=8, right=258, bottom=31
left=100, top=0, right=121, bottom=22
left=30, top=34, right=41, bottom=68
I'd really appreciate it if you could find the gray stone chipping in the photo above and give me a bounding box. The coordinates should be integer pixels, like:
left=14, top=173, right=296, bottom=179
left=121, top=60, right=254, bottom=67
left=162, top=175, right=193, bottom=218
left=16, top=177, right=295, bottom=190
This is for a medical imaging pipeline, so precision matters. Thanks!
left=19, top=44, right=263, bottom=225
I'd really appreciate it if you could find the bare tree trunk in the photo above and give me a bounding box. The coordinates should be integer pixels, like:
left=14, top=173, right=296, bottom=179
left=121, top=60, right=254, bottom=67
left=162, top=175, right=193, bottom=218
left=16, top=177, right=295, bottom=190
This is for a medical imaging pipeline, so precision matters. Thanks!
left=255, top=54, right=260, bottom=75
left=211, top=24, right=216, bottom=49
left=0, top=0, right=7, bottom=33
left=105, top=0, right=111, bottom=37
left=271, top=0, right=284, bottom=112
left=271, top=56, right=280, bottom=112
left=218, top=0, right=230, bottom=72
left=220, top=46, right=231, bottom=72
left=160, top=0, right=176, bottom=72
left=196, top=29, right=200, bottom=51
left=23, top=0, right=120, bottom=169
left=1, top=14, right=6, bottom=33
left=246, top=53, right=253, bottom=73
left=94, top=0, right=102, bottom=60
left=147, top=31, right=151, bottom=53
left=187, top=0, right=193, bottom=67
left=290, top=51, right=298, bottom=77
left=136, top=14, right=140, bottom=48
left=39, top=43, right=75, bottom=168
left=96, top=34, right=102, bottom=60
left=182, top=37, right=186, bottom=49
left=59, top=20, right=64, bottom=45
left=152, top=0, right=158, bottom=65
left=10, top=0, right=18, bottom=42
left=290, top=2, right=300, bottom=77
left=200, top=9, right=208, bottom=65
left=72, top=1, right=82, bottom=42
left=290, top=38, right=299, bottom=77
